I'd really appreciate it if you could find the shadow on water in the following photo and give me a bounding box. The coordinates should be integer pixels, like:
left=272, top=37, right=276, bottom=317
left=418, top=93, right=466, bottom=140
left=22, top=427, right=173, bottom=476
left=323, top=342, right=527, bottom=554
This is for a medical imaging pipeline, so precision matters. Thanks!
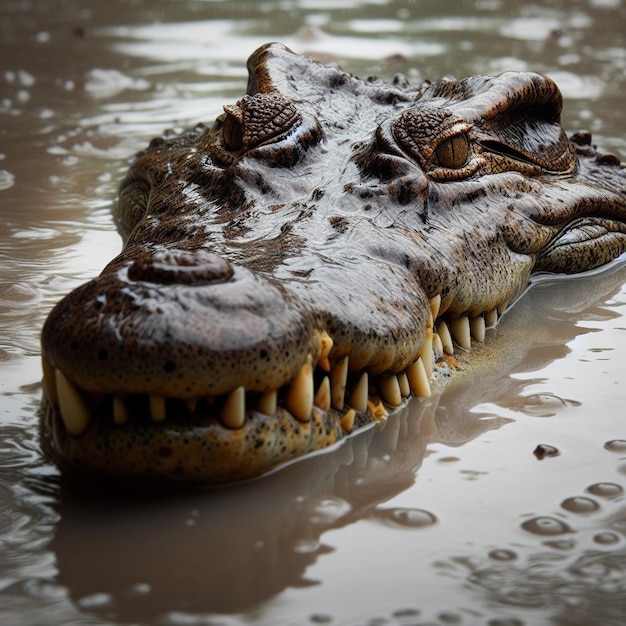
left=46, top=261, right=626, bottom=625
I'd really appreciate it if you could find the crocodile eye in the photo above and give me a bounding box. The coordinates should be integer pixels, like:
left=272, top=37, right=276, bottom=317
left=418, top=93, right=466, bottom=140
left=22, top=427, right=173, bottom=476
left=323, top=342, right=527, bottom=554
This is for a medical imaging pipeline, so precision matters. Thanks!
left=435, top=134, right=469, bottom=169
left=222, top=113, right=244, bottom=151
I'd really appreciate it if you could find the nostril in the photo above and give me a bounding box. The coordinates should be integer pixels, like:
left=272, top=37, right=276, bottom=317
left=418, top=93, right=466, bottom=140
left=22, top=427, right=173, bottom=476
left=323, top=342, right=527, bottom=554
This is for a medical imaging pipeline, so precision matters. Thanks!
left=127, top=248, right=234, bottom=286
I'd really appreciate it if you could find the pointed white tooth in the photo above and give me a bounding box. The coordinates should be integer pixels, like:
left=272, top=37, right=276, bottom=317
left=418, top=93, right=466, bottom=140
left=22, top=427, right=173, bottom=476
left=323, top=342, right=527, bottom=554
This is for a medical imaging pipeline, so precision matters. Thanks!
left=257, top=390, right=277, bottom=415
left=432, top=333, right=444, bottom=359
left=378, top=374, right=402, bottom=407
left=286, top=358, right=313, bottom=422
left=341, top=409, right=356, bottom=434
left=485, top=308, right=498, bottom=328
left=185, top=398, right=198, bottom=413
left=450, top=316, right=471, bottom=350
left=41, top=355, right=58, bottom=407
left=149, top=395, right=167, bottom=423
left=437, top=321, right=454, bottom=355
left=398, top=372, right=410, bottom=397
left=314, top=376, right=331, bottom=411
left=470, top=315, right=486, bottom=342
left=429, top=294, right=441, bottom=323
left=331, top=355, right=349, bottom=410
left=113, top=396, right=129, bottom=425
left=348, top=372, right=369, bottom=413
left=406, top=357, right=431, bottom=398
left=55, top=370, right=91, bottom=436
left=420, top=332, right=433, bottom=378
left=220, top=386, right=245, bottom=429
left=316, top=330, right=333, bottom=372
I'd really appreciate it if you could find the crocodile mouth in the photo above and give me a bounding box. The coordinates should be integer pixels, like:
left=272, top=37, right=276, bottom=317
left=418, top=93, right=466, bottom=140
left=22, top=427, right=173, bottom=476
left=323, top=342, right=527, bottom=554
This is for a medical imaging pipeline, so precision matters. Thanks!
left=40, top=293, right=507, bottom=482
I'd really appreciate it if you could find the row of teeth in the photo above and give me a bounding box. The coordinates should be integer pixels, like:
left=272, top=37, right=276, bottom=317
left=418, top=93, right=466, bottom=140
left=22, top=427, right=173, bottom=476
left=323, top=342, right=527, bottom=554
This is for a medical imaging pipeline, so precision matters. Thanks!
left=41, top=295, right=503, bottom=439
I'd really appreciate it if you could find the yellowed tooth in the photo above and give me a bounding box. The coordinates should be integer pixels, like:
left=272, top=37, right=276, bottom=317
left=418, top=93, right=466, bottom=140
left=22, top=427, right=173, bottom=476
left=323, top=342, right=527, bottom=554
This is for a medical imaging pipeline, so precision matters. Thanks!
left=286, top=357, right=313, bottom=422
left=398, top=372, right=410, bottom=397
left=406, top=357, right=431, bottom=398
left=149, top=395, right=166, bottom=423
left=429, top=294, right=441, bottom=323
left=432, top=333, right=444, bottom=359
left=317, top=330, right=333, bottom=372
left=220, top=386, right=245, bottom=429
left=437, top=320, right=454, bottom=355
left=185, top=398, right=198, bottom=413
left=314, top=376, right=331, bottom=411
left=112, top=396, right=129, bottom=425
left=485, top=308, right=498, bottom=328
left=331, top=355, right=349, bottom=410
left=367, top=396, right=388, bottom=421
left=55, top=370, right=91, bottom=436
left=41, top=355, right=58, bottom=407
left=470, top=315, right=486, bottom=342
left=341, top=409, right=356, bottom=434
left=348, top=372, right=368, bottom=413
left=420, top=332, right=433, bottom=378
left=257, top=390, right=277, bottom=415
left=450, top=316, right=471, bottom=350
left=378, top=374, right=402, bottom=407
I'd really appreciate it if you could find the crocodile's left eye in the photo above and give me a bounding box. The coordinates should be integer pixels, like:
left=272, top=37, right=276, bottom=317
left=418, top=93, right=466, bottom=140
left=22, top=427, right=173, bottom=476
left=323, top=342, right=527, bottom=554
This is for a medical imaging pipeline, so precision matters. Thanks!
left=435, top=134, right=469, bottom=169
left=222, top=113, right=244, bottom=151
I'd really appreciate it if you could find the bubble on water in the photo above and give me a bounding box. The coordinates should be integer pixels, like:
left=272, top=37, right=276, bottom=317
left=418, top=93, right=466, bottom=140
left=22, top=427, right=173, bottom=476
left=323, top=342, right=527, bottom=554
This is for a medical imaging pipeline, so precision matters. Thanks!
left=604, top=439, right=626, bottom=453
left=309, top=496, right=352, bottom=525
left=560, top=496, right=600, bottom=514
left=521, top=516, right=574, bottom=536
left=516, top=392, right=578, bottom=417
left=587, top=482, right=624, bottom=499
left=488, top=549, right=517, bottom=562
left=593, top=531, right=621, bottom=546
left=375, top=507, right=438, bottom=529
left=533, top=444, right=560, bottom=460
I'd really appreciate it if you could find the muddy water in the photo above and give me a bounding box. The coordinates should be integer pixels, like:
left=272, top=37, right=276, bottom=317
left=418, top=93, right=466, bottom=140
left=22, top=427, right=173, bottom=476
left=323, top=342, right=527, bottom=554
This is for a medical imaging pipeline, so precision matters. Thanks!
left=1, top=1, right=625, bottom=624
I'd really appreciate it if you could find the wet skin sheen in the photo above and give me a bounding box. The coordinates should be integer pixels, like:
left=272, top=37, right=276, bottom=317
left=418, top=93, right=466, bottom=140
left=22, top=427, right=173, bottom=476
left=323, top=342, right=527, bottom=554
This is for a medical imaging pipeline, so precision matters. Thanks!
left=40, top=43, right=626, bottom=484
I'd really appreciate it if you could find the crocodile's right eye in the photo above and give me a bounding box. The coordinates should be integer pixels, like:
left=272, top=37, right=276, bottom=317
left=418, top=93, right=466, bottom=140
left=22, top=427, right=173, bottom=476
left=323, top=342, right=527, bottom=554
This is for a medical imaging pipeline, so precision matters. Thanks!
left=222, top=112, right=244, bottom=151
left=435, top=134, right=470, bottom=169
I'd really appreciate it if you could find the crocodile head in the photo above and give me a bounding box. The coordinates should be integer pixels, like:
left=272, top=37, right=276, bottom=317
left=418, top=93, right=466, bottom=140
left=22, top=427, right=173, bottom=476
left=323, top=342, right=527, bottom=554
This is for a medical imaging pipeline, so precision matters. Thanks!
left=40, top=43, right=626, bottom=484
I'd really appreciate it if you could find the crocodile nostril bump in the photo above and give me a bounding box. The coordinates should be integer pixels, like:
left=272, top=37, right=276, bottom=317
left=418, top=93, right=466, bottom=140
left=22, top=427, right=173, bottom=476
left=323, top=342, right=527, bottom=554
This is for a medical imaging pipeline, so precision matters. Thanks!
left=127, top=248, right=234, bottom=286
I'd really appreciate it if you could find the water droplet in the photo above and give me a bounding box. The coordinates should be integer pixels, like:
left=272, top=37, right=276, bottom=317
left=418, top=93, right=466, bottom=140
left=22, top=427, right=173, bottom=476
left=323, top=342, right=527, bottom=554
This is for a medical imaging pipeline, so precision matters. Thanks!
left=593, top=531, right=620, bottom=545
left=587, top=482, right=624, bottom=499
left=375, top=507, right=437, bottom=528
left=544, top=539, right=576, bottom=550
left=488, top=549, right=517, bottom=562
left=560, top=496, right=600, bottom=514
left=521, top=516, right=574, bottom=536
left=604, top=439, right=626, bottom=453
left=309, top=496, right=352, bottom=525
left=533, top=444, right=560, bottom=459
left=517, top=393, right=578, bottom=417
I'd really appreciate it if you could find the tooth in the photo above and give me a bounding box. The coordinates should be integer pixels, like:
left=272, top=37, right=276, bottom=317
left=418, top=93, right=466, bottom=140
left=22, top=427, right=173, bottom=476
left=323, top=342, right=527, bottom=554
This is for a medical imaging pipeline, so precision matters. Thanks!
left=257, top=390, right=277, bottom=415
left=348, top=372, right=368, bottom=413
left=220, top=386, right=245, bottom=429
left=420, top=332, right=433, bottom=378
left=367, top=396, right=388, bottom=421
left=398, top=372, right=410, bottom=397
left=485, top=308, right=498, bottom=327
left=149, top=395, right=167, bottom=423
left=41, top=355, right=58, bottom=406
left=406, top=357, right=431, bottom=398
left=286, top=358, right=313, bottom=422
left=432, top=332, right=444, bottom=359
left=185, top=398, right=198, bottom=413
left=450, top=316, right=471, bottom=350
left=317, top=330, right=333, bottom=372
left=331, top=355, right=349, bottom=410
left=314, top=376, right=331, bottom=411
left=113, top=397, right=129, bottom=425
left=55, top=370, right=91, bottom=436
left=341, top=409, right=356, bottom=434
left=378, top=374, right=402, bottom=407
left=470, top=315, right=486, bottom=342
left=429, top=294, right=441, bottom=322
left=437, top=321, right=454, bottom=355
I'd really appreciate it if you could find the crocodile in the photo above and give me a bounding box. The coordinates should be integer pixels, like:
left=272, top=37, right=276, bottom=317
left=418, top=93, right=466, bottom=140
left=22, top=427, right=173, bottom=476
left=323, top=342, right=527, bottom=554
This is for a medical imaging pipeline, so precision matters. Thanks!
left=40, top=43, right=626, bottom=484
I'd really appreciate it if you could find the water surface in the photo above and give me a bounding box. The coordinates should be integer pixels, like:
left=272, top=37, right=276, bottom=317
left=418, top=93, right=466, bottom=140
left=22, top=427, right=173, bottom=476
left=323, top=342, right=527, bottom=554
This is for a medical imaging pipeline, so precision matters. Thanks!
left=1, top=1, right=625, bottom=625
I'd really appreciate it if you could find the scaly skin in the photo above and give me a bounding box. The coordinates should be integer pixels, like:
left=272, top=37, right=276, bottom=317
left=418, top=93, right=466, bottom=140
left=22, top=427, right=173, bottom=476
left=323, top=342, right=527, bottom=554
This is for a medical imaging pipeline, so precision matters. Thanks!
left=40, top=43, right=626, bottom=484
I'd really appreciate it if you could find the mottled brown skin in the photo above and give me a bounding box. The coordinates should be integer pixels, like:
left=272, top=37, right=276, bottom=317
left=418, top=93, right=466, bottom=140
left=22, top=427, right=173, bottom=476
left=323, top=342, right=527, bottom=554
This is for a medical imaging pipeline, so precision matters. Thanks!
left=40, top=43, right=626, bottom=484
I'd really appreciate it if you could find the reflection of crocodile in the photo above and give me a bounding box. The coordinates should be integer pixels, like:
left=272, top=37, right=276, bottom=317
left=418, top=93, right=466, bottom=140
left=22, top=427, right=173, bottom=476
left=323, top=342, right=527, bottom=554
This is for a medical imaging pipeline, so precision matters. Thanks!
left=40, top=42, right=626, bottom=484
